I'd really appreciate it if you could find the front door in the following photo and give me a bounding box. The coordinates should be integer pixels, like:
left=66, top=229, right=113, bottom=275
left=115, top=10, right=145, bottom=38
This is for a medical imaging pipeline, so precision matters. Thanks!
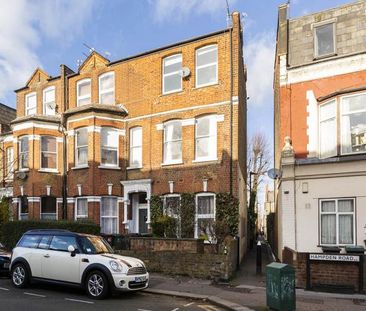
left=139, top=208, right=148, bottom=234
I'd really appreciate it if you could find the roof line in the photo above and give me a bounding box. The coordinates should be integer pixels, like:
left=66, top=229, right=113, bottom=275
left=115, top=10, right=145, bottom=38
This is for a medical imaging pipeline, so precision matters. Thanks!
left=0, top=102, right=16, bottom=112
left=109, top=27, right=230, bottom=66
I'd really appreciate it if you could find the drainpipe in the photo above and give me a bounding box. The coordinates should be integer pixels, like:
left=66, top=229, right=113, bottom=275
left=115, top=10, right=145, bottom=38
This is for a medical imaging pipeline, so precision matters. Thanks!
left=229, top=16, right=234, bottom=195
left=61, top=65, right=68, bottom=220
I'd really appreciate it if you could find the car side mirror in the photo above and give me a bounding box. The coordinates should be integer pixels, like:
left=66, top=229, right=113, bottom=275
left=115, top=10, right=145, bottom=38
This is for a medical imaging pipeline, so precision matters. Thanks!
left=68, top=245, right=76, bottom=257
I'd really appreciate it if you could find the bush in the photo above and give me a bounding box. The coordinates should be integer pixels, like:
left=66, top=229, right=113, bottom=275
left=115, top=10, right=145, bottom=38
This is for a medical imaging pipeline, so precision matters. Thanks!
left=151, top=215, right=177, bottom=238
left=180, top=193, right=195, bottom=238
left=0, top=197, right=11, bottom=227
left=0, top=220, right=100, bottom=251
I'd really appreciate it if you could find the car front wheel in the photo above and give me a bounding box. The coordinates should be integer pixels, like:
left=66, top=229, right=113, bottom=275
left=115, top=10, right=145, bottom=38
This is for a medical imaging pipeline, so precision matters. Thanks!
left=86, top=271, right=109, bottom=299
left=11, top=263, right=29, bottom=288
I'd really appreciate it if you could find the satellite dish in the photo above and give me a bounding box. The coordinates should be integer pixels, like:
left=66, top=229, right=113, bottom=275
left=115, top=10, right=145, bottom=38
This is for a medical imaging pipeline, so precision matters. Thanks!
left=180, top=67, right=191, bottom=78
left=267, top=168, right=282, bottom=180
left=16, top=171, right=28, bottom=180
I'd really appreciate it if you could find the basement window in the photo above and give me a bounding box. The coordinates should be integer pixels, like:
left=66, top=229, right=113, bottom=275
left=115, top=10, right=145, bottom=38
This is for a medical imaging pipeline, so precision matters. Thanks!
left=314, top=22, right=336, bottom=58
left=41, top=196, right=57, bottom=220
left=75, top=198, right=88, bottom=221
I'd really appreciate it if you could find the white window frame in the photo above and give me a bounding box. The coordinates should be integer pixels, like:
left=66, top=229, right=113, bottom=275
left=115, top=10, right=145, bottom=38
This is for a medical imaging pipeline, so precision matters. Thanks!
left=6, top=147, right=14, bottom=180
left=318, top=100, right=337, bottom=159
left=100, top=196, right=119, bottom=234
left=162, top=54, right=182, bottom=95
left=75, top=197, right=88, bottom=221
left=76, top=78, right=91, bottom=107
left=319, top=198, right=356, bottom=246
left=340, top=92, right=366, bottom=156
left=19, top=136, right=29, bottom=170
left=163, top=120, right=182, bottom=165
left=164, top=194, right=181, bottom=238
left=195, top=193, right=216, bottom=241
left=129, top=127, right=142, bottom=169
left=195, top=44, right=218, bottom=88
left=100, top=127, right=119, bottom=168
left=75, top=128, right=88, bottom=167
left=314, top=21, right=336, bottom=59
left=98, top=72, right=115, bottom=105
left=43, top=86, right=56, bottom=115
left=25, top=92, right=37, bottom=116
left=194, top=115, right=217, bottom=162
left=40, top=136, right=57, bottom=171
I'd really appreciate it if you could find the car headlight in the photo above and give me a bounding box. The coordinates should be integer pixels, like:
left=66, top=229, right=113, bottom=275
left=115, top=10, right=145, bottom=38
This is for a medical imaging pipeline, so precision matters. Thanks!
left=109, top=260, right=122, bottom=272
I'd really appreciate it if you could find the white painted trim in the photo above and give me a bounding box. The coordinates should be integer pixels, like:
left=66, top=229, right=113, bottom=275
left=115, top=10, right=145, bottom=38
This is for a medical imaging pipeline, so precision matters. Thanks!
left=284, top=53, right=366, bottom=85
left=12, top=121, right=60, bottom=132
left=67, top=99, right=237, bottom=125
left=181, top=118, right=195, bottom=126
left=156, top=124, right=164, bottom=131
left=67, top=198, right=76, bottom=203
left=2, top=135, right=13, bottom=143
left=76, top=78, right=91, bottom=107
left=306, top=90, right=318, bottom=158
left=28, top=197, right=41, bottom=203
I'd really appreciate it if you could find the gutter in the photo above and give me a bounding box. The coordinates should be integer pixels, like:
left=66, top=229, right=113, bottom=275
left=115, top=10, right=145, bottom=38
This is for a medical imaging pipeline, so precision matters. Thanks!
left=229, top=19, right=233, bottom=195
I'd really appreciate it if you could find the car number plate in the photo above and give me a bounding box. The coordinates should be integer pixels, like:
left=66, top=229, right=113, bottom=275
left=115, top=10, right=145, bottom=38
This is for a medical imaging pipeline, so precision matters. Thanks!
left=3, top=263, right=9, bottom=269
left=135, top=276, right=146, bottom=283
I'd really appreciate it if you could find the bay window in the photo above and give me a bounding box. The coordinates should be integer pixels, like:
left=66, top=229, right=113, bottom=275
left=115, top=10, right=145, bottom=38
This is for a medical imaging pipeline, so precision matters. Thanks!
left=75, top=198, right=88, bottom=220
left=195, top=115, right=217, bottom=161
left=41, top=196, right=57, bottom=220
left=6, top=147, right=14, bottom=179
left=25, top=92, right=37, bottom=115
left=320, top=199, right=355, bottom=245
left=341, top=93, right=366, bottom=154
left=75, top=128, right=88, bottom=167
left=196, top=45, right=218, bottom=88
left=129, top=127, right=142, bottom=168
left=195, top=194, right=215, bottom=241
left=43, top=86, right=56, bottom=115
left=19, top=136, right=29, bottom=169
left=163, top=54, right=182, bottom=94
left=101, top=127, right=118, bottom=167
left=101, top=197, right=118, bottom=234
left=41, top=136, right=57, bottom=170
left=99, top=72, right=115, bottom=105
left=163, top=121, right=182, bottom=164
left=77, top=79, right=91, bottom=106
left=319, top=100, right=337, bottom=158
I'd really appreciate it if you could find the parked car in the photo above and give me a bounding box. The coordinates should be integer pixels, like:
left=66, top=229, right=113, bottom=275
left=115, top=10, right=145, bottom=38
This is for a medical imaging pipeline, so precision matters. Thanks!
left=10, top=229, right=149, bottom=299
left=0, top=244, right=11, bottom=276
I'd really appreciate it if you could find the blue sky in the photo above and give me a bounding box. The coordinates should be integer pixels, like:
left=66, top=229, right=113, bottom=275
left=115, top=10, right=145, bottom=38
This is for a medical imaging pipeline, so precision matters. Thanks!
left=0, top=0, right=352, bottom=204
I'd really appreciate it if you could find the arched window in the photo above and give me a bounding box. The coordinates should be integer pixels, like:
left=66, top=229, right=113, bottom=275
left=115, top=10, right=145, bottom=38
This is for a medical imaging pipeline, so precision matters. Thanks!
left=77, top=78, right=91, bottom=106
left=163, top=120, right=182, bottom=164
left=99, top=72, right=115, bottom=104
left=195, top=44, right=218, bottom=88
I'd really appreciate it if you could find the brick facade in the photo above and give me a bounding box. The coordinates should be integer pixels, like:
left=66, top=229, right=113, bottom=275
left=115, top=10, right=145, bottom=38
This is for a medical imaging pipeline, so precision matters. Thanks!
left=2, top=13, right=247, bottom=258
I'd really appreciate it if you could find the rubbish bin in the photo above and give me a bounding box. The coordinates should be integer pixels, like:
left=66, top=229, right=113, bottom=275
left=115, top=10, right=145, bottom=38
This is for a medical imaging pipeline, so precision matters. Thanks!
left=266, top=262, right=296, bottom=311
left=345, top=245, right=365, bottom=254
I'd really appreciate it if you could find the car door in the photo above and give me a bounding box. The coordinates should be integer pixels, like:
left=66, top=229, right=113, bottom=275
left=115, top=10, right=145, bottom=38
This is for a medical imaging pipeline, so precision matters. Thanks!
left=41, top=235, right=81, bottom=284
left=29, top=235, right=51, bottom=278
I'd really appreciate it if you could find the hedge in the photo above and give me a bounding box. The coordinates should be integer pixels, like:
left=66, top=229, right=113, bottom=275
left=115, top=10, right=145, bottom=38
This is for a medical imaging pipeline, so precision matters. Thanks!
left=0, top=220, right=100, bottom=251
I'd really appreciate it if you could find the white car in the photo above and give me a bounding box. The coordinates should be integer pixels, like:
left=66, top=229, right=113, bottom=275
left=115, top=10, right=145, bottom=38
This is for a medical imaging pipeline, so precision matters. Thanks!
left=10, top=229, right=149, bottom=299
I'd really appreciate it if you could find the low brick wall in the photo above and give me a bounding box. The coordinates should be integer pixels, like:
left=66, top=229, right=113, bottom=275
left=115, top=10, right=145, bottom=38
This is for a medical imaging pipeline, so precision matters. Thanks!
left=283, top=247, right=366, bottom=293
left=116, top=237, right=238, bottom=280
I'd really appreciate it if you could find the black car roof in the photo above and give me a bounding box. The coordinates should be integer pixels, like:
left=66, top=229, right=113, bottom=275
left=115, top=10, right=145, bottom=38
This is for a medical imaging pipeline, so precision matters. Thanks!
left=24, top=229, right=80, bottom=237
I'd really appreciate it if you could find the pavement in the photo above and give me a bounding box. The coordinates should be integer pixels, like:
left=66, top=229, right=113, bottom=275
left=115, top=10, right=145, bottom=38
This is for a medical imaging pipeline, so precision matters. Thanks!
left=145, top=240, right=366, bottom=311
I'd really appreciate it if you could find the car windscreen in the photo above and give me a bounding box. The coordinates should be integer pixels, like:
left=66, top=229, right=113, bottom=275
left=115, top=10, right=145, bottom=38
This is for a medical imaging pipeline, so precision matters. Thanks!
left=79, top=236, right=114, bottom=255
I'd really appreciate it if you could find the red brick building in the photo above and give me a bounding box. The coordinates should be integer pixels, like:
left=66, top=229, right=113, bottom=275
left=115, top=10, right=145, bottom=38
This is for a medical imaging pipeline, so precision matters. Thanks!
left=3, top=13, right=247, bottom=257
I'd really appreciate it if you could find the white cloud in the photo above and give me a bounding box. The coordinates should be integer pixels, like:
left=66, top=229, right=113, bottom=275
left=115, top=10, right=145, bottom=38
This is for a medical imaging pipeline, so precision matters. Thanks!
left=245, top=32, right=276, bottom=106
left=0, top=0, right=95, bottom=104
left=151, top=0, right=238, bottom=22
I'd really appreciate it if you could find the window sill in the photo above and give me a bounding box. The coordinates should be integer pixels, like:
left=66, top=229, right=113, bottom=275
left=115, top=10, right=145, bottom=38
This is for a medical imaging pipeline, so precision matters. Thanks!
left=192, top=158, right=218, bottom=164
left=127, top=166, right=142, bottom=170
left=194, top=82, right=219, bottom=90
left=38, top=169, right=59, bottom=173
left=313, top=52, right=337, bottom=61
left=71, top=165, right=89, bottom=170
left=161, top=161, right=184, bottom=167
left=161, top=89, right=184, bottom=96
left=98, top=165, right=121, bottom=170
